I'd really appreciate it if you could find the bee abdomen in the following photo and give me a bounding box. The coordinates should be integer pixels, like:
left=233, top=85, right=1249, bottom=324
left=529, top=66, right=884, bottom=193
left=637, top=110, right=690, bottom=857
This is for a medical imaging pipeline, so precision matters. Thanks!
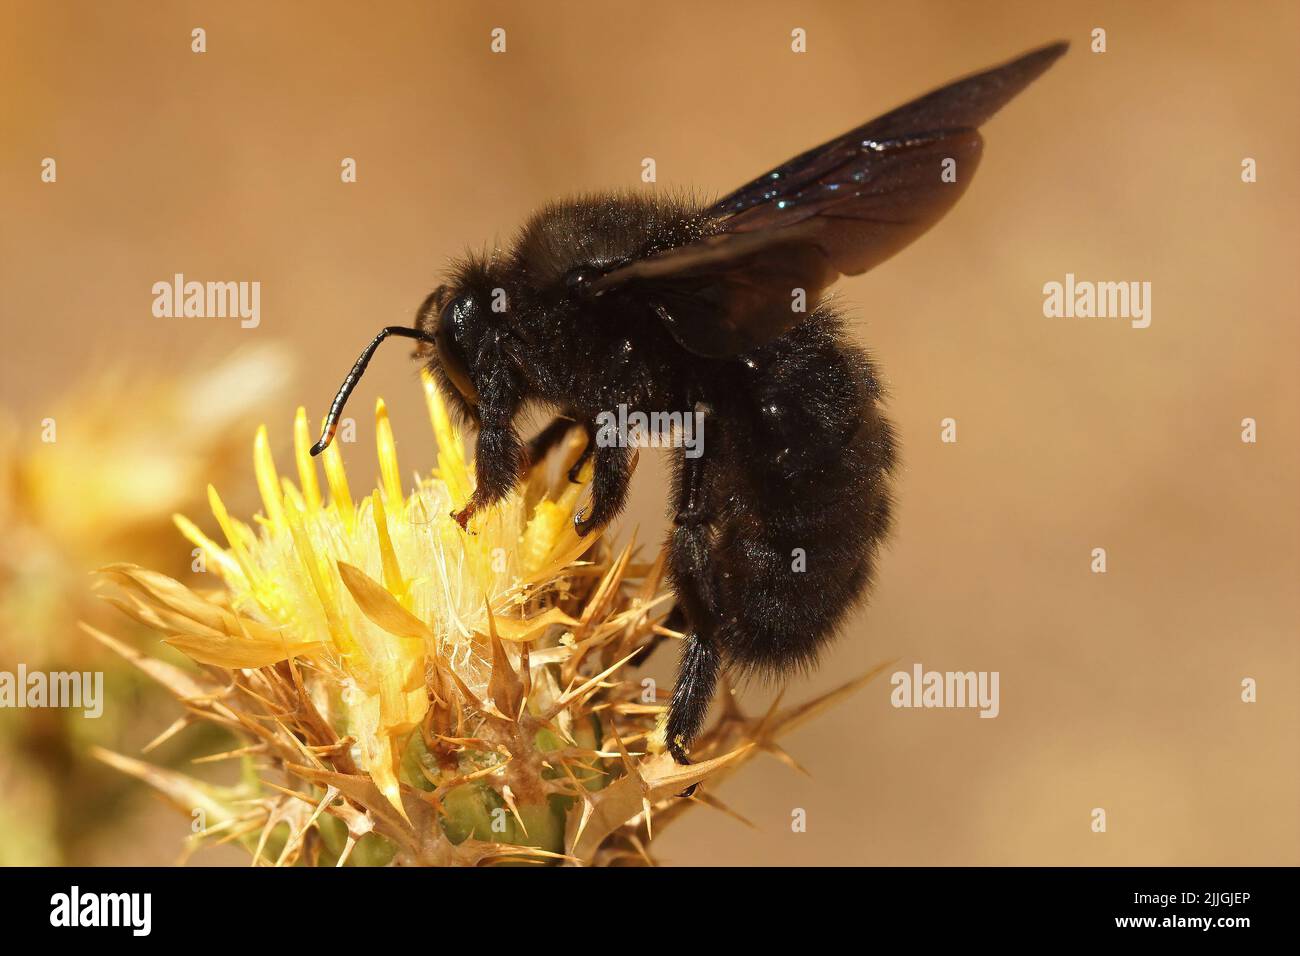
left=716, top=414, right=893, bottom=676
left=708, top=312, right=896, bottom=676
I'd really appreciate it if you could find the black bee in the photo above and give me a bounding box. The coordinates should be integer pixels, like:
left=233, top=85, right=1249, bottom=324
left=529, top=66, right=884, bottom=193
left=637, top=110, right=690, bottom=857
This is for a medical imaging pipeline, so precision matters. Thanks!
left=311, top=42, right=1067, bottom=767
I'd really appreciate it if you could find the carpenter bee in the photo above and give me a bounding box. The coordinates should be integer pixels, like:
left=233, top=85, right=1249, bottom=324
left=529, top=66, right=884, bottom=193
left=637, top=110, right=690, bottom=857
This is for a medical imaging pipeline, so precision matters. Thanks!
left=310, top=41, right=1067, bottom=767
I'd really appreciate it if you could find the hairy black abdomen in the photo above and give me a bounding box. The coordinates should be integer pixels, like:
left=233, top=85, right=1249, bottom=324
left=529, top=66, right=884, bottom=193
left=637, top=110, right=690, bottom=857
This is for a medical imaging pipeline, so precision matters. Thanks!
left=700, top=305, right=896, bottom=677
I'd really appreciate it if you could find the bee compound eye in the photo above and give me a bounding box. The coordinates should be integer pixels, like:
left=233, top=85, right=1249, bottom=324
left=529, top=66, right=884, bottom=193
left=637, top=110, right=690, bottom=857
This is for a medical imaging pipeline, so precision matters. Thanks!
left=436, top=294, right=480, bottom=404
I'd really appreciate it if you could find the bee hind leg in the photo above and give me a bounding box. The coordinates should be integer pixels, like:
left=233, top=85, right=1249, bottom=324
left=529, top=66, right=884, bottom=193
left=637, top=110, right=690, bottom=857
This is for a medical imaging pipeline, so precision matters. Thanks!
left=663, top=441, right=726, bottom=794
left=665, top=628, right=722, bottom=767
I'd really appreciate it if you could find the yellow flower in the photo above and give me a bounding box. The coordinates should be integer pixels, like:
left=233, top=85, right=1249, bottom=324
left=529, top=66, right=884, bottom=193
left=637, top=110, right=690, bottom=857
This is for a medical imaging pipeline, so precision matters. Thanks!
left=118, top=374, right=590, bottom=817
left=95, top=371, right=890, bottom=865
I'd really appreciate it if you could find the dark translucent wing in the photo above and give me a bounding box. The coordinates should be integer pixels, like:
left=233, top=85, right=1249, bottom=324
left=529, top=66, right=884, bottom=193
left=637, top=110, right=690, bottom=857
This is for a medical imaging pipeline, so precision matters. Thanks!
left=591, top=41, right=1067, bottom=358
left=713, top=40, right=1068, bottom=219
left=599, top=129, right=982, bottom=357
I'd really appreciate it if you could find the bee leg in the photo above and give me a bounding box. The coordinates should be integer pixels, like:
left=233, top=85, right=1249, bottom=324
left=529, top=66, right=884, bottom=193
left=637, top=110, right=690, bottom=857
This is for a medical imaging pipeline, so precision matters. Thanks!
left=573, top=441, right=633, bottom=536
left=566, top=420, right=599, bottom=483
left=663, top=440, right=725, bottom=795
left=451, top=422, right=524, bottom=530
left=524, top=414, right=576, bottom=468
left=665, top=629, right=722, bottom=775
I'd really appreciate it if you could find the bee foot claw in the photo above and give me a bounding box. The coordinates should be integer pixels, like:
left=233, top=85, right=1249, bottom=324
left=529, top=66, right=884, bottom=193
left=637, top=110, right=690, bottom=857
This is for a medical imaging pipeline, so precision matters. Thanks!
left=450, top=507, right=476, bottom=534
left=669, top=746, right=696, bottom=797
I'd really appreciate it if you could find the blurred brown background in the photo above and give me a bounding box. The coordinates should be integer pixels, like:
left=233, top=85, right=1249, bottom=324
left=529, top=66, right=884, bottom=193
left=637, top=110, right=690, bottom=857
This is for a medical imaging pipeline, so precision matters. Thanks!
left=2, top=0, right=1297, bottom=865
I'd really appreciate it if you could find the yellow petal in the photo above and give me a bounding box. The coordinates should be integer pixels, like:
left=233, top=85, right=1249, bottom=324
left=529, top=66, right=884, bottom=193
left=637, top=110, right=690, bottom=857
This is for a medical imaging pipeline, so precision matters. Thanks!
left=293, top=406, right=323, bottom=512
left=421, top=370, right=472, bottom=506
left=352, top=696, right=411, bottom=824
left=519, top=500, right=569, bottom=577
left=99, top=564, right=326, bottom=668
left=319, top=415, right=356, bottom=531
left=207, top=484, right=258, bottom=586
left=336, top=560, right=429, bottom=644
left=281, top=499, right=356, bottom=658
left=172, top=513, right=243, bottom=580
left=253, top=425, right=286, bottom=528
left=375, top=398, right=403, bottom=509
left=370, top=493, right=408, bottom=608
left=486, top=606, right=580, bottom=644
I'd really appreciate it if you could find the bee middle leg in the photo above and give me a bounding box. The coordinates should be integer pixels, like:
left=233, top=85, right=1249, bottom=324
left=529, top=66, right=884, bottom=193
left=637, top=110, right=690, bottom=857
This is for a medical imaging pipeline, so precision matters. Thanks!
left=573, top=438, right=633, bottom=536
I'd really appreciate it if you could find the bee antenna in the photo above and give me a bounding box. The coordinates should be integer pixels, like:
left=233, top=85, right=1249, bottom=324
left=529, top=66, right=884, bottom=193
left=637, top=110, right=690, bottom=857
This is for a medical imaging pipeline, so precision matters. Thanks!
left=310, top=326, right=437, bottom=456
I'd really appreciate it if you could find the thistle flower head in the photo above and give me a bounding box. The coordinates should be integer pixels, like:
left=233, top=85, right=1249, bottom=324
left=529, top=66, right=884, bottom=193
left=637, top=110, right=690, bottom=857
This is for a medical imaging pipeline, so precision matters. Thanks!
left=96, top=372, right=887, bottom=865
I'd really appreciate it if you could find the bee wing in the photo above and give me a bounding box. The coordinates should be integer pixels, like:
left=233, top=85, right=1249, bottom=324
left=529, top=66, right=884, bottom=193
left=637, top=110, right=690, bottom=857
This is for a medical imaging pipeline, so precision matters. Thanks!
left=590, top=41, right=1067, bottom=358
left=598, top=129, right=983, bottom=358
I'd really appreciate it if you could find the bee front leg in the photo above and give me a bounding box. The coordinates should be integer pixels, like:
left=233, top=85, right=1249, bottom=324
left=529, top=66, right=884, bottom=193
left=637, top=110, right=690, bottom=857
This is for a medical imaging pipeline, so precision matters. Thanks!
left=452, top=421, right=524, bottom=531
